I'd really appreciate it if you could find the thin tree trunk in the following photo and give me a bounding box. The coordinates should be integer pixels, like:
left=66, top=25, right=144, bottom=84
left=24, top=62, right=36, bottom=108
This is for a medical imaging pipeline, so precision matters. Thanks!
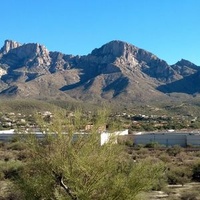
left=53, top=171, right=79, bottom=200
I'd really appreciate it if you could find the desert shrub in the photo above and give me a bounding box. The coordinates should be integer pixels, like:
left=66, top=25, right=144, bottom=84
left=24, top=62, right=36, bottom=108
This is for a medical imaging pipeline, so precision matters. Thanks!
left=125, top=138, right=134, bottom=147
left=193, top=151, right=200, bottom=157
left=166, top=145, right=183, bottom=156
left=180, top=190, right=200, bottom=200
left=192, top=160, right=200, bottom=181
left=0, top=141, right=5, bottom=148
left=136, top=147, right=150, bottom=158
left=159, top=153, right=172, bottom=163
left=4, top=190, right=22, bottom=200
left=152, top=175, right=167, bottom=191
left=7, top=141, right=26, bottom=151
left=166, top=165, right=192, bottom=185
left=118, top=136, right=133, bottom=147
left=134, top=144, right=145, bottom=149
left=176, top=151, right=189, bottom=163
left=0, top=151, right=14, bottom=161
left=17, top=151, right=27, bottom=161
left=141, top=123, right=156, bottom=131
left=131, top=152, right=138, bottom=160
left=145, top=142, right=160, bottom=148
left=0, top=160, right=23, bottom=180
left=0, top=182, right=23, bottom=200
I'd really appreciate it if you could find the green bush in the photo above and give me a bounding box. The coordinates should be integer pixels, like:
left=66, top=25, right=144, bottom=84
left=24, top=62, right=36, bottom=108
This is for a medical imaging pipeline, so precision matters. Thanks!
left=145, top=142, right=160, bottom=148
left=7, top=141, right=26, bottom=151
left=166, top=165, right=192, bottom=185
left=166, top=145, right=182, bottom=156
left=0, top=160, right=23, bottom=180
left=192, top=161, right=200, bottom=181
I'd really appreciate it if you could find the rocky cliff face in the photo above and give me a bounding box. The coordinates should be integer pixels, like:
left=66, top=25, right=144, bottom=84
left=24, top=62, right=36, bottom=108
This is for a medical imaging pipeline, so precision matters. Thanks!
left=171, top=59, right=199, bottom=77
left=0, top=42, right=53, bottom=84
left=88, top=40, right=182, bottom=83
left=1, top=43, right=51, bottom=70
left=0, top=40, right=21, bottom=56
left=0, top=39, right=199, bottom=102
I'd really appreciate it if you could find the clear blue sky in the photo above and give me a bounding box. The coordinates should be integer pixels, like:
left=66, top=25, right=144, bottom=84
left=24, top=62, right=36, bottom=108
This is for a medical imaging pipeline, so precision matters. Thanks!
left=1, top=0, right=200, bottom=65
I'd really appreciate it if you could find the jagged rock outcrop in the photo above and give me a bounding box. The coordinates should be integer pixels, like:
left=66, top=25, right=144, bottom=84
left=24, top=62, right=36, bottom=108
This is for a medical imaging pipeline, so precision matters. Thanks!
left=171, top=59, right=199, bottom=77
left=0, top=42, right=52, bottom=83
left=49, top=52, right=77, bottom=73
left=175, top=59, right=199, bottom=69
left=1, top=43, right=51, bottom=70
left=0, top=40, right=21, bottom=56
left=0, top=39, right=199, bottom=102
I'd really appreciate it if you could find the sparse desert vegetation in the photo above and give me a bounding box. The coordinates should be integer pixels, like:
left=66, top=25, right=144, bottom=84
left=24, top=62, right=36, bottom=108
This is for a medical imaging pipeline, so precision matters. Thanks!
left=1, top=138, right=200, bottom=199
left=1, top=100, right=200, bottom=199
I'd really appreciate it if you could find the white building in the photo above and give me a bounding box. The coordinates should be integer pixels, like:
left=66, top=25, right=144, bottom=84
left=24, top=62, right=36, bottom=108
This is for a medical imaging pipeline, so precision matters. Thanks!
left=134, top=132, right=200, bottom=147
left=0, top=129, right=129, bottom=146
left=100, top=129, right=129, bottom=145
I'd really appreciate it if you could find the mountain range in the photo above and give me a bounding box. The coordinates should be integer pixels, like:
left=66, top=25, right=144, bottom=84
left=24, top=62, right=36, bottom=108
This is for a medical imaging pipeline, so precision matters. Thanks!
left=0, top=39, right=199, bottom=104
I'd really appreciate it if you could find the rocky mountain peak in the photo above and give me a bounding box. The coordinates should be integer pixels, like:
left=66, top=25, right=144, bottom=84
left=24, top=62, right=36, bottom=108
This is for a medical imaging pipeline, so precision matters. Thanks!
left=90, top=40, right=162, bottom=66
left=175, top=59, right=199, bottom=68
left=91, top=40, right=138, bottom=58
left=0, top=40, right=21, bottom=55
left=1, top=42, right=51, bottom=69
left=170, top=59, right=199, bottom=78
left=15, top=43, right=50, bottom=61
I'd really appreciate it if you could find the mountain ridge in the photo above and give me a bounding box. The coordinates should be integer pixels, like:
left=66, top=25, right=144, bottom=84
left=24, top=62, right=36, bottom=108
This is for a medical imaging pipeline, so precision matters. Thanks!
left=0, top=39, right=199, bottom=103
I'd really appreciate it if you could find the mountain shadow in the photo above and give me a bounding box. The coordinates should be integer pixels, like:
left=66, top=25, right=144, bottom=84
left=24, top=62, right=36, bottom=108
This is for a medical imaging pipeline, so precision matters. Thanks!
left=157, top=71, right=200, bottom=94
left=60, top=80, right=85, bottom=91
left=0, top=85, right=18, bottom=96
left=103, top=76, right=129, bottom=97
left=60, top=69, right=98, bottom=91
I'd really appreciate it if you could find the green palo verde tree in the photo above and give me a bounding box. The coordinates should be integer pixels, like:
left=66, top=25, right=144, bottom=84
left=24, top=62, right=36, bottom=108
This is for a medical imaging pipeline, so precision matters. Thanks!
left=14, top=108, right=164, bottom=200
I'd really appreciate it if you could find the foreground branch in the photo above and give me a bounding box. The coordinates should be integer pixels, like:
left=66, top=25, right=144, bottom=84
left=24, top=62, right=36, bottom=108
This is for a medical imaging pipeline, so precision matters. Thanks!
left=53, top=171, right=79, bottom=200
